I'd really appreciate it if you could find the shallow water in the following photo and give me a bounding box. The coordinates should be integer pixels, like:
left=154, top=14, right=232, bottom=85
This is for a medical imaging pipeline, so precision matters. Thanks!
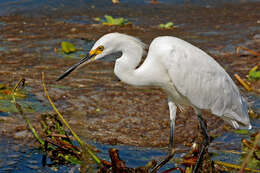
left=0, top=136, right=176, bottom=172
left=0, top=0, right=259, bottom=172
left=0, top=121, right=259, bottom=172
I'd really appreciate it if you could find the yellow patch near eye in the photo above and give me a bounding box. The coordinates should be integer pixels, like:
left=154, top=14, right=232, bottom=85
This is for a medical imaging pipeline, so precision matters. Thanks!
left=89, top=46, right=104, bottom=56
left=96, top=46, right=104, bottom=54
left=95, top=50, right=103, bottom=55
left=89, top=49, right=96, bottom=56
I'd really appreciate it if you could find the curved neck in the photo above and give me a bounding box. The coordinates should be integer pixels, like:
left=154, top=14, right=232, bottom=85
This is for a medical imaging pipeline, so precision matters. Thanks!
left=114, top=43, right=149, bottom=86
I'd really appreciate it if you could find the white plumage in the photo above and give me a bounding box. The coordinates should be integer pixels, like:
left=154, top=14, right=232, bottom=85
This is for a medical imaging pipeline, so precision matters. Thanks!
left=92, top=33, right=251, bottom=129
left=57, top=32, right=252, bottom=172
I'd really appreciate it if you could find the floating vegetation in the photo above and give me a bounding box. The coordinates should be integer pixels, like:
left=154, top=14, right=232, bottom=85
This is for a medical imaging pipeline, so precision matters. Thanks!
left=240, top=132, right=260, bottom=171
left=61, top=41, right=76, bottom=54
left=0, top=79, right=26, bottom=100
left=233, top=129, right=250, bottom=135
left=53, top=39, right=91, bottom=59
left=93, top=15, right=131, bottom=26
left=234, top=62, right=260, bottom=93
left=5, top=75, right=100, bottom=171
left=235, top=47, right=259, bottom=91
left=41, top=72, right=101, bottom=168
left=158, top=22, right=175, bottom=29
left=248, top=65, right=260, bottom=81
left=102, top=15, right=130, bottom=26
left=0, top=79, right=48, bottom=114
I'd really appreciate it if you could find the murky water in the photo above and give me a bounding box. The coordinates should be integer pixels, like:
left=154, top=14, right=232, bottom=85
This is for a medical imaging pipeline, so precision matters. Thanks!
left=0, top=0, right=259, bottom=172
left=0, top=123, right=259, bottom=172
left=0, top=136, right=178, bottom=172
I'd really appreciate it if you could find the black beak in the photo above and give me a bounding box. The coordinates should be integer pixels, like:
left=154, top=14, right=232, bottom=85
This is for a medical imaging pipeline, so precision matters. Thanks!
left=57, top=53, right=96, bottom=81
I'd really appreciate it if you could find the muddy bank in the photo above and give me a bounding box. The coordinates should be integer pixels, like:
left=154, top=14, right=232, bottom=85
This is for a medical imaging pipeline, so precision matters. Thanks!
left=0, top=2, right=259, bottom=148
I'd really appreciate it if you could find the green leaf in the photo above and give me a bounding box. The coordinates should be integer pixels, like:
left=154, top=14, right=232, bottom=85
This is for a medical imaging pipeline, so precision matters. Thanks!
left=250, top=71, right=260, bottom=80
left=61, top=41, right=76, bottom=54
left=159, top=24, right=165, bottom=28
left=104, top=15, right=114, bottom=24
left=233, top=129, right=249, bottom=135
left=103, top=15, right=128, bottom=26
left=159, top=22, right=174, bottom=29
left=165, top=22, right=174, bottom=28
left=248, top=66, right=260, bottom=81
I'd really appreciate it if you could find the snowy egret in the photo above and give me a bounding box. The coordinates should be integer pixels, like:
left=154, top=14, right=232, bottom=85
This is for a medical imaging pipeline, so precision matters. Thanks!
left=57, top=33, right=251, bottom=172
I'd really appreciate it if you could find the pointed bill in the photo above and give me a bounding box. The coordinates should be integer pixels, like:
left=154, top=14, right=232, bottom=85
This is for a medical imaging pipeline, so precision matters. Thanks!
left=57, top=53, right=96, bottom=81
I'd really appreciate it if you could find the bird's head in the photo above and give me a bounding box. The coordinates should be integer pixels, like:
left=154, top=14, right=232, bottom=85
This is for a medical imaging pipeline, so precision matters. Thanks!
left=56, top=33, right=120, bottom=81
left=57, top=32, right=145, bottom=81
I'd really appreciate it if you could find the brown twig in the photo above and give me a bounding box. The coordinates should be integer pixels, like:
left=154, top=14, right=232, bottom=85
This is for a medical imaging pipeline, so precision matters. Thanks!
left=45, top=138, right=81, bottom=159
left=239, top=132, right=260, bottom=173
left=234, top=74, right=252, bottom=92
left=161, top=167, right=185, bottom=173
left=236, top=46, right=260, bottom=57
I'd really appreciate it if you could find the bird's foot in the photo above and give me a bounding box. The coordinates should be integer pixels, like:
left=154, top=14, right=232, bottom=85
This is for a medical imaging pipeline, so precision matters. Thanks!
left=192, top=140, right=210, bottom=173
left=150, top=147, right=175, bottom=173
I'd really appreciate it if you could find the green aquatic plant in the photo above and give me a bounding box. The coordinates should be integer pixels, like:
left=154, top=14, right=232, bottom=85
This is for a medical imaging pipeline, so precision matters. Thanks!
left=159, top=22, right=174, bottom=29
left=0, top=79, right=49, bottom=114
left=9, top=75, right=101, bottom=167
left=233, top=129, right=249, bottom=135
left=103, top=15, right=129, bottom=26
left=240, top=132, right=260, bottom=172
left=248, top=65, right=260, bottom=81
left=61, top=41, right=76, bottom=54
left=0, top=79, right=33, bottom=113
left=42, top=72, right=101, bottom=166
left=0, top=80, right=27, bottom=100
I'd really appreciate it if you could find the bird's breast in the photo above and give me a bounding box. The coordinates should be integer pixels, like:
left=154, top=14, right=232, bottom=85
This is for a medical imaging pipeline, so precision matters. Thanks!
left=161, top=82, right=191, bottom=106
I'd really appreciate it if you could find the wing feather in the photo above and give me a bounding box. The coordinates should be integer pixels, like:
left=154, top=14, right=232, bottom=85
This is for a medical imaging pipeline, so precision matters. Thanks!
left=156, top=36, right=250, bottom=127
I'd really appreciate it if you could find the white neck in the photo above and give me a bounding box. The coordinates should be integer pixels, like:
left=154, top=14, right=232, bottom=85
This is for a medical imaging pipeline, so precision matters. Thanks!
left=114, top=42, right=150, bottom=86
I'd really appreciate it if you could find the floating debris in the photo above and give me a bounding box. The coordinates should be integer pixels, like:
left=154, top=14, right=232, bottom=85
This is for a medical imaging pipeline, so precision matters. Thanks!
left=158, top=22, right=176, bottom=29
left=102, top=15, right=131, bottom=26
left=61, top=41, right=76, bottom=54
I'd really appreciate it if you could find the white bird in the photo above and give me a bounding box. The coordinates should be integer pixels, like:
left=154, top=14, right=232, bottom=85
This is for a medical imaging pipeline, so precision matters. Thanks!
left=57, top=33, right=252, bottom=172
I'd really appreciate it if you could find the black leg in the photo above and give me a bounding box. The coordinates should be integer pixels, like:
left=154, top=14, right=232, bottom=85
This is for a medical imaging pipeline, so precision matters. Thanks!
left=169, top=118, right=174, bottom=151
left=193, top=113, right=210, bottom=173
left=150, top=119, right=175, bottom=173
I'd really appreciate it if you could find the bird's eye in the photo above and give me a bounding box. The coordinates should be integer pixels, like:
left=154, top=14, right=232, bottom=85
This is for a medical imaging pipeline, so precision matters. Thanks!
left=97, top=46, right=104, bottom=51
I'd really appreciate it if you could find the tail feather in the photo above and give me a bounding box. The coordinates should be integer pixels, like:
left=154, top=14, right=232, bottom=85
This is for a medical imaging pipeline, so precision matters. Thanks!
left=230, top=120, right=252, bottom=130
left=238, top=96, right=252, bottom=129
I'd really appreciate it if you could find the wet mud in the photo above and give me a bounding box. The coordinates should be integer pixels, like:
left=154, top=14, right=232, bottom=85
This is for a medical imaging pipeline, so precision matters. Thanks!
left=0, top=1, right=259, bottom=149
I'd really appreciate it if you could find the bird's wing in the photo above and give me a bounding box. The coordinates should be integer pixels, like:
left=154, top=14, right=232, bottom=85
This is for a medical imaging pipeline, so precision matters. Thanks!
left=161, top=39, right=249, bottom=126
